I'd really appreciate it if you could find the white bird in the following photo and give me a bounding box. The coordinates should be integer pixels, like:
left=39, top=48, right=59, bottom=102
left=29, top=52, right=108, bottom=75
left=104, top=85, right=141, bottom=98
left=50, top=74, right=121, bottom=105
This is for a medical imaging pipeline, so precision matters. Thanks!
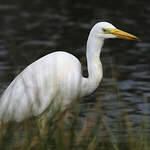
left=0, top=22, right=139, bottom=123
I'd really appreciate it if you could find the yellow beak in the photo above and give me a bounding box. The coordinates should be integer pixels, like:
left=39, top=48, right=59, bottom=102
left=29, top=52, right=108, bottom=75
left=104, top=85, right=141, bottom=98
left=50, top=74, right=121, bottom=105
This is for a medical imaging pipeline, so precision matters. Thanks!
left=108, top=28, right=140, bottom=41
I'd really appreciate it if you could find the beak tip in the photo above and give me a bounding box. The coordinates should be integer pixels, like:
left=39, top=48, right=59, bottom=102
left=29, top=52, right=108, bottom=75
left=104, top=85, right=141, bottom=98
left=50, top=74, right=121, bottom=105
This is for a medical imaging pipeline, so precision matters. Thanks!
left=135, top=37, right=141, bottom=42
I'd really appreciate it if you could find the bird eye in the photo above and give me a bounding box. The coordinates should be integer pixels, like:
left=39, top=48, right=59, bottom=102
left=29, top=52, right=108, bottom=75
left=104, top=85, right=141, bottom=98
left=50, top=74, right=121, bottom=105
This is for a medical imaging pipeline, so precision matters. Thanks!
left=102, top=28, right=107, bottom=32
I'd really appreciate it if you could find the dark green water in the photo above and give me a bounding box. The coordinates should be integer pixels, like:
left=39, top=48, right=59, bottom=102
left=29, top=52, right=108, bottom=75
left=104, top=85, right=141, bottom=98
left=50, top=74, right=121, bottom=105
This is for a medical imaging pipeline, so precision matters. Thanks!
left=0, top=0, right=150, bottom=138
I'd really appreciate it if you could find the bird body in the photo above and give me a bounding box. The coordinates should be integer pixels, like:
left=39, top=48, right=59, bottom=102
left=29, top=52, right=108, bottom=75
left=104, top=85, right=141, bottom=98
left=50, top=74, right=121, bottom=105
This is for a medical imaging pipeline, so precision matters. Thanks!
left=0, top=22, right=139, bottom=123
left=0, top=52, right=83, bottom=122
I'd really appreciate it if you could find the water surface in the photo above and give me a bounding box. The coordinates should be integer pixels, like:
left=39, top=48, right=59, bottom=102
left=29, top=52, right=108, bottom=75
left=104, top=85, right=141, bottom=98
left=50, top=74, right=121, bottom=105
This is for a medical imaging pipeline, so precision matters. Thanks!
left=0, top=0, right=150, bottom=138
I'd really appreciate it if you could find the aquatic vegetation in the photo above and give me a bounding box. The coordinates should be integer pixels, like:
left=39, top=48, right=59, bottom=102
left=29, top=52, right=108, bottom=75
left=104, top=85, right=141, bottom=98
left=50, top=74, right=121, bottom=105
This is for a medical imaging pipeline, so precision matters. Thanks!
left=0, top=95, right=149, bottom=150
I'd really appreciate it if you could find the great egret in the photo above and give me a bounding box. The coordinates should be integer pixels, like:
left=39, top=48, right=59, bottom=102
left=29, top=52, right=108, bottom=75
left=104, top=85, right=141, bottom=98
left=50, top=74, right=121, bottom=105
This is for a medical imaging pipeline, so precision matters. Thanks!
left=0, top=22, right=139, bottom=123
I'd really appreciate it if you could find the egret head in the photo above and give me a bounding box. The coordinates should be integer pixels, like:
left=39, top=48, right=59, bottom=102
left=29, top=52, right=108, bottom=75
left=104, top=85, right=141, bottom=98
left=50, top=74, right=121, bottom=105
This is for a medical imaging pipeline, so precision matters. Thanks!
left=91, top=22, right=139, bottom=41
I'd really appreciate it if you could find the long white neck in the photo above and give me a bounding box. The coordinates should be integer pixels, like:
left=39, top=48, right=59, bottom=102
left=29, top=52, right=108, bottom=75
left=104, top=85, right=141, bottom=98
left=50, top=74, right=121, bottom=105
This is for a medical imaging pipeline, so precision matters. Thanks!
left=81, top=32, right=104, bottom=97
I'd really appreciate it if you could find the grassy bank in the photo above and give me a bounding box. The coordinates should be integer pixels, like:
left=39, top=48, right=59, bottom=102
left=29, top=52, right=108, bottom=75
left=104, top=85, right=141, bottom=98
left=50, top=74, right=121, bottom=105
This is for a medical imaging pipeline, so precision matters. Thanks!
left=0, top=97, right=149, bottom=150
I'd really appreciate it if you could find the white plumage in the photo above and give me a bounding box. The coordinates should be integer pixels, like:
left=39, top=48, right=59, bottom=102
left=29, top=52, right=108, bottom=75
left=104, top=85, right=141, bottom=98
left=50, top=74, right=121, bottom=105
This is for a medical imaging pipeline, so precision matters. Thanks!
left=0, top=22, right=139, bottom=122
